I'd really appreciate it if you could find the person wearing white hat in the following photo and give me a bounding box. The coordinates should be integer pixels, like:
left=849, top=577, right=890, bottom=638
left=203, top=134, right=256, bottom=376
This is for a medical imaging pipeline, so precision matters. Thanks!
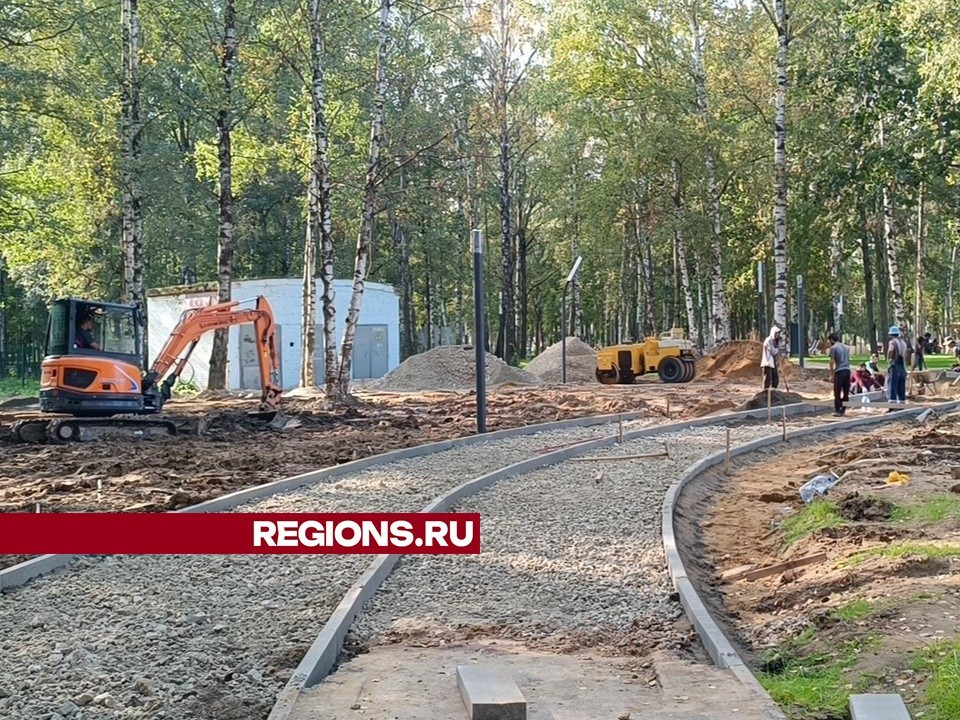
left=760, top=325, right=784, bottom=389
left=886, top=325, right=907, bottom=408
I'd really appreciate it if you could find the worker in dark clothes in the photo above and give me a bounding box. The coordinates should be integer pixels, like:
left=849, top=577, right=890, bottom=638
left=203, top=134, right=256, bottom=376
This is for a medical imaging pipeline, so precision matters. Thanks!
left=75, top=314, right=101, bottom=350
left=828, top=332, right=851, bottom=417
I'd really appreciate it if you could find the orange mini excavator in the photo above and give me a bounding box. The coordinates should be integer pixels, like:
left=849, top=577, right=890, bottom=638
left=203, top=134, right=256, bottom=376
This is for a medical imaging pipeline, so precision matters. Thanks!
left=12, top=296, right=283, bottom=443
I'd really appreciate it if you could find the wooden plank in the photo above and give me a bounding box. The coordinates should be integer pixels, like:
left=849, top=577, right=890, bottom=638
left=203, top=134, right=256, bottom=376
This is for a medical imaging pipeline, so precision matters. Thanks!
left=733, top=552, right=828, bottom=583
left=457, top=665, right=527, bottom=720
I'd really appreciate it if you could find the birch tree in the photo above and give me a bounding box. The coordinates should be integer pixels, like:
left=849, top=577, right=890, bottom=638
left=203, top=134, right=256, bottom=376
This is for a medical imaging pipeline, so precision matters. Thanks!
left=671, top=158, right=698, bottom=345
left=334, top=0, right=391, bottom=398
left=759, top=0, right=790, bottom=332
left=689, top=2, right=729, bottom=345
left=208, top=0, right=237, bottom=390
left=878, top=118, right=905, bottom=330
left=300, top=0, right=335, bottom=391
left=120, top=0, right=145, bottom=356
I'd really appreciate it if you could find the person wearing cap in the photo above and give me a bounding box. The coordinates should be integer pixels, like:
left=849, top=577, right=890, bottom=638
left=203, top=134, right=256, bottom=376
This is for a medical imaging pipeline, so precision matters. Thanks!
left=886, top=325, right=907, bottom=407
left=760, top=325, right=784, bottom=389
left=828, top=332, right=851, bottom=416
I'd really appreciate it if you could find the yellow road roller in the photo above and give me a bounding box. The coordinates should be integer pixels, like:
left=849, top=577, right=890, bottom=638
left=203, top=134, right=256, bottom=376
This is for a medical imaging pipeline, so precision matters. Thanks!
left=595, top=329, right=697, bottom=384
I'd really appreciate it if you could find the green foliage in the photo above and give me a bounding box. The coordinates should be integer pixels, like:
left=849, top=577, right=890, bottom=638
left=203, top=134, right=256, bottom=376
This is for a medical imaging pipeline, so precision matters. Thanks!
left=829, top=599, right=874, bottom=623
left=843, top=543, right=960, bottom=567
left=758, top=628, right=868, bottom=717
left=0, top=377, right=39, bottom=401
left=891, top=496, right=960, bottom=523
left=781, top=500, right=845, bottom=547
left=912, top=639, right=960, bottom=720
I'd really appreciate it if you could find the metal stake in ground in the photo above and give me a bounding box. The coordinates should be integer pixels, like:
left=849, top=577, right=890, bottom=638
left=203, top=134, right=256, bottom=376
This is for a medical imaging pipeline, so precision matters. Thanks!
left=472, top=229, right=487, bottom=434
left=561, top=255, right=583, bottom=384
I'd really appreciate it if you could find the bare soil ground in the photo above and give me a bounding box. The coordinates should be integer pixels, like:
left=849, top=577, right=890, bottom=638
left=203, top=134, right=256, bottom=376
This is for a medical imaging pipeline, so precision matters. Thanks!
left=678, top=411, right=960, bottom=719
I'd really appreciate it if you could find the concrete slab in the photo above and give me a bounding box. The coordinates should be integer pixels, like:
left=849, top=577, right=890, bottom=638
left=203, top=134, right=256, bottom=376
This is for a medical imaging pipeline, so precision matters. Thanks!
left=285, top=642, right=781, bottom=720
left=456, top=664, right=526, bottom=720
left=849, top=693, right=912, bottom=720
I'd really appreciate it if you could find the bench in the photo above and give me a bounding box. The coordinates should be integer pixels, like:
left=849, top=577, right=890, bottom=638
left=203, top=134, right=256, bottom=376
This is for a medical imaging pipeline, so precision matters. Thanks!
left=456, top=665, right=527, bottom=720
left=849, top=693, right=912, bottom=720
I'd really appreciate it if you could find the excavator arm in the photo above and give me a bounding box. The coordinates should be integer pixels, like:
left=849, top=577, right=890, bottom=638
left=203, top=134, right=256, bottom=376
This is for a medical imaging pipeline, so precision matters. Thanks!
left=142, top=296, right=283, bottom=413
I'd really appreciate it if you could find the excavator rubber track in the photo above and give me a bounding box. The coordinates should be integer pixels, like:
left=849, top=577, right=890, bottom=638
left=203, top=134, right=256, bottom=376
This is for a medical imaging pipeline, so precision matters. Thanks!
left=12, top=417, right=178, bottom=444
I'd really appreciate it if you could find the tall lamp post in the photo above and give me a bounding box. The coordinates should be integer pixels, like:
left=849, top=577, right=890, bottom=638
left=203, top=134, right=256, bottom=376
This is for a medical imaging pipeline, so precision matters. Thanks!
left=472, top=229, right=487, bottom=433
left=561, top=255, right=583, bottom=384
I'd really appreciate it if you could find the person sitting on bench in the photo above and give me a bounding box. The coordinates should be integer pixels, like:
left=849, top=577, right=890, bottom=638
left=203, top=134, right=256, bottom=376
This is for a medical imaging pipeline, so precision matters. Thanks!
left=865, top=353, right=885, bottom=387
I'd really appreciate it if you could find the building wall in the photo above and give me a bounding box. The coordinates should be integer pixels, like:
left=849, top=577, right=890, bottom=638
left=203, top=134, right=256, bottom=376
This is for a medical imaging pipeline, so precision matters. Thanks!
left=146, top=278, right=400, bottom=390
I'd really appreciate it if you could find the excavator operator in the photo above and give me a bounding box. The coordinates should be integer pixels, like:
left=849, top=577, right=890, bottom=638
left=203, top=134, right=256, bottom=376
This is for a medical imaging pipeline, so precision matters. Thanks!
left=75, top=313, right=101, bottom=351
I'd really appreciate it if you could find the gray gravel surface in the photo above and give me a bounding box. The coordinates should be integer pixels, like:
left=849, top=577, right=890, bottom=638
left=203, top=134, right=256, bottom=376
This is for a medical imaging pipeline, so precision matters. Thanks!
left=350, top=424, right=786, bottom=658
left=0, top=420, right=653, bottom=720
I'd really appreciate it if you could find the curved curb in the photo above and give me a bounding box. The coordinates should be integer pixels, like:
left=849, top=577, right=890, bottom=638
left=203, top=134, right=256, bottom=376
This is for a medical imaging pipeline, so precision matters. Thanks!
left=266, top=395, right=862, bottom=720
left=661, top=401, right=960, bottom=720
left=0, top=411, right=648, bottom=593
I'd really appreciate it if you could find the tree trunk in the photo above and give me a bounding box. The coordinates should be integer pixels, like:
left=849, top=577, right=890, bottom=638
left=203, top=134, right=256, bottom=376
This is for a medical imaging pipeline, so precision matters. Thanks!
left=772, top=0, right=789, bottom=331
left=859, top=207, right=877, bottom=351
left=949, top=242, right=957, bottom=330
left=829, top=222, right=841, bottom=332
left=389, top=204, right=415, bottom=359
left=633, top=199, right=655, bottom=335
left=494, top=0, right=516, bottom=364
left=874, top=228, right=890, bottom=342
left=335, top=0, right=390, bottom=396
left=0, top=255, right=6, bottom=378
left=300, top=0, right=335, bottom=390
left=690, top=5, right=729, bottom=346
left=208, top=0, right=237, bottom=391
left=672, top=159, right=698, bottom=344
left=121, top=0, right=145, bottom=359
left=877, top=119, right=905, bottom=330
left=915, top=182, right=925, bottom=334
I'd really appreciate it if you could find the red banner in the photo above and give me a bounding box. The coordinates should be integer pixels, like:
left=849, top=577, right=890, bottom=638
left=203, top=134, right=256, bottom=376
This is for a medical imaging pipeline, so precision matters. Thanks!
left=0, top=513, right=480, bottom=555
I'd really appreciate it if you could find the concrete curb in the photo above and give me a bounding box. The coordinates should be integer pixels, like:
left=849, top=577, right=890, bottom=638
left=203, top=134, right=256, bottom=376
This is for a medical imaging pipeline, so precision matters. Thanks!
left=661, top=400, right=959, bottom=720
left=266, top=395, right=861, bottom=720
left=0, top=411, right=647, bottom=593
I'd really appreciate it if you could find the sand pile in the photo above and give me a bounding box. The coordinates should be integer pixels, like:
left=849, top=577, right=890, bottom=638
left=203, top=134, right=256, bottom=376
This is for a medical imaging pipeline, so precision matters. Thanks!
left=375, top=345, right=543, bottom=392
left=524, top=337, right=597, bottom=383
left=696, top=340, right=805, bottom=382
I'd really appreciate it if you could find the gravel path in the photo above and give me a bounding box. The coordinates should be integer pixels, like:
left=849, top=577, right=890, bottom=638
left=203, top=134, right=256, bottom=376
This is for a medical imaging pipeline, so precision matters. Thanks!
left=0, top=419, right=653, bottom=720
left=350, top=423, right=786, bottom=659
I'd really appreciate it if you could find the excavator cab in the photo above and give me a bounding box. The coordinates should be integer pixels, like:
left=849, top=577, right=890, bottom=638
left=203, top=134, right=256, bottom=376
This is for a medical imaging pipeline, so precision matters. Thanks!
left=40, top=299, right=148, bottom=416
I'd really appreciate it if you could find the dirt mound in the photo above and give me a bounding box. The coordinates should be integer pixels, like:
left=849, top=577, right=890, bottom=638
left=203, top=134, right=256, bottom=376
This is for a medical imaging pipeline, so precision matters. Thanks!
left=837, top=492, right=893, bottom=521
left=735, top=389, right=806, bottom=410
left=696, top=340, right=805, bottom=382
left=524, top=337, right=597, bottom=383
left=375, top=345, right=543, bottom=392
left=688, top=398, right=738, bottom=417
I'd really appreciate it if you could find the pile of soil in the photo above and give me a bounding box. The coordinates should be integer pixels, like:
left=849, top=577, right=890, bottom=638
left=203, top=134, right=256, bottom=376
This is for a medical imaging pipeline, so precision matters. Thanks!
left=837, top=492, right=894, bottom=521
left=374, top=345, right=543, bottom=392
left=696, top=340, right=805, bottom=382
left=524, top=337, right=597, bottom=384
left=735, top=389, right=806, bottom=411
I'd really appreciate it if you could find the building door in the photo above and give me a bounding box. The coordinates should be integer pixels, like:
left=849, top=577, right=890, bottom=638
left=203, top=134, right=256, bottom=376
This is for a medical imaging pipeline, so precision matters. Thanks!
left=353, top=324, right=388, bottom=379
left=239, top=324, right=282, bottom=390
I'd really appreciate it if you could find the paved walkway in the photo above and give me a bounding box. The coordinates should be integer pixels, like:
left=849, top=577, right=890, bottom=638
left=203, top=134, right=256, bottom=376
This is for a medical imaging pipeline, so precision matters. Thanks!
left=286, top=641, right=782, bottom=720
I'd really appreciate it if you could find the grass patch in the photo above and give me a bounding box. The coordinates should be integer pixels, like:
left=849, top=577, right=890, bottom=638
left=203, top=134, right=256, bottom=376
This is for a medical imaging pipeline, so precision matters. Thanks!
left=829, top=599, right=874, bottom=622
left=800, top=354, right=957, bottom=370
left=911, top=640, right=960, bottom=720
left=843, top=542, right=960, bottom=567
left=759, top=631, right=870, bottom=717
left=781, top=500, right=845, bottom=547
left=0, top=377, right=39, bottom=400
left=891, top=496, right=960, bottom=524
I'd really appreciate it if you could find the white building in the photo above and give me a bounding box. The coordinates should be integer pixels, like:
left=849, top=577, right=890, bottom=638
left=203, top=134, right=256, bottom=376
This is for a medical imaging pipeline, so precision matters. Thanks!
left=146, top=278, right=400, bottom=390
